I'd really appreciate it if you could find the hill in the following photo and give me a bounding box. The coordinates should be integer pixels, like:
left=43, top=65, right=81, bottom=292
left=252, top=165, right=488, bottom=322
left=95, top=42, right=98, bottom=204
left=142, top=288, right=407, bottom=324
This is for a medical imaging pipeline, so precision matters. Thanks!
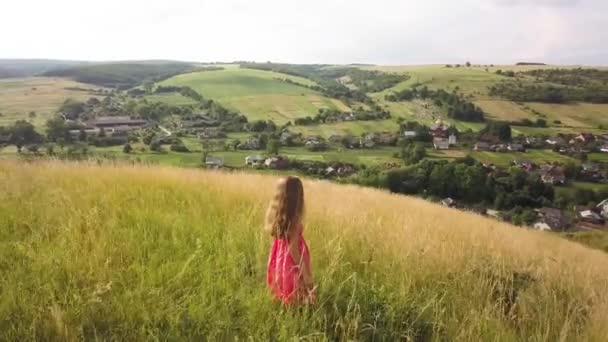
left=0, top=77, right=104, bottom=129
left=1, top=160, right=607, bottom=340
left=159, top=67, right=351, bottom=124
left=43, top=62, right=198, bottom=89
left=0, top=59, right=89, bottom=78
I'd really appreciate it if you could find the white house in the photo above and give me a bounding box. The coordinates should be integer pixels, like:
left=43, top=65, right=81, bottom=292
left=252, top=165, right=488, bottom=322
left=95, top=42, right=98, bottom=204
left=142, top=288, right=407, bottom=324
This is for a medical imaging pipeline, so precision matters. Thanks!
left=448, top=134, right=457, bottom=146
left=245, top=155, right=265, bottom=167
left=433, top=137, right=449, bottom=150
left=403, top=131, right=417, bottom=138
left=597, top=199, right=608, bottom=219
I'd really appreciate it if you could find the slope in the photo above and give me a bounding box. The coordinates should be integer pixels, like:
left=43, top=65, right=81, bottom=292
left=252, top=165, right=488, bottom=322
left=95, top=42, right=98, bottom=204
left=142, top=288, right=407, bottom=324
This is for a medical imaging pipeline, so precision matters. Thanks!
left=1, top=161, right=607, bottom=340
left=159, top=67, right=350, bottom=124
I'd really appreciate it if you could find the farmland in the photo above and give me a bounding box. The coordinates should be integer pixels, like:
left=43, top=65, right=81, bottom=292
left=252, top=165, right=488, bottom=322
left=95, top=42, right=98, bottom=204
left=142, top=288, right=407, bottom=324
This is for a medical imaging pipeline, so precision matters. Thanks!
left=159, top=68, right=350, bottom=124
left=0, top=77, right=103, bottom=129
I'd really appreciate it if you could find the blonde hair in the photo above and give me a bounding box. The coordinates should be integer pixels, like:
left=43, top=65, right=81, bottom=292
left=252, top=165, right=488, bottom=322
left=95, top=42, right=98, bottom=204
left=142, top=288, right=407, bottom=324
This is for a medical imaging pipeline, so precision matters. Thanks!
left=265, top=176, right=305, bottom=239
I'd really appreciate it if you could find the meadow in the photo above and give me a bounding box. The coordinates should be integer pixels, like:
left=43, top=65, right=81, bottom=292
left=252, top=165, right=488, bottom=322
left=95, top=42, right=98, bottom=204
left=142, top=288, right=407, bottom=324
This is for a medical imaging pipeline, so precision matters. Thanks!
left=159, top=68, right=350, bottom=124
left=0, top=77, right=102, bottom=129
left=1, top=160, right=608, bottom=340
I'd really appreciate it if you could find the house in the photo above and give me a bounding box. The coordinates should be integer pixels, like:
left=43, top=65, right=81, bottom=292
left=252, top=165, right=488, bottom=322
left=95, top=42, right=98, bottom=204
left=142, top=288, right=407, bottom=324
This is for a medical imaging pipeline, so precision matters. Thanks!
left=513, top=159, right=536, bottom=172
left=238, top=138, right=261, bottom=150
left=430, top=121, right=449, bottom=138
left=245, top=155, right=265, bottom=167
left=279, top=131, right=294, bottom=145
left=534, top=207, right=569, bottom=231
left=540, top=166, right=566, bottom=185
left=68, top=128, right=100, bottom=138
left=578, top=209, right=604, bottom=225
left=325, top=166, right=336, bottom=175
left=507, top=143, right=525, bottom=152
left=448, top=134, right=457, bottom=146
left=403, top=131, right=417, bottom=138
left=474, top=141, right=491, bottom=151
left=433, top=137, right=449, bottom=150
left=377, top=132, right=397, bottom=145
left=205, top=156, right=224, bottom=169
left=304, top=135, right=322, bottom=144
left=600, top=145, right=608, bottom=153
left=575, top=133, right=595, bottom=144
left=89, top=116, right=148, bottom=130
left=597, top=199, right=608, bottom=219
left=486, top=209, right=501, bottom=219
left=546, top=137, right=566, bottom=146
left=441, top=197, right=455, bottom=207
left=198, top=128, right=226, bottom=139
left=264, top=156, right=289, bottom=169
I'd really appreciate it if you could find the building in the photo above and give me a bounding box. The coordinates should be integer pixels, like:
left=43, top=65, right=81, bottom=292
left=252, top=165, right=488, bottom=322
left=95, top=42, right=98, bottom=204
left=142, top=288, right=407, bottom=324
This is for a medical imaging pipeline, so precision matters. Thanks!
left=430, top=121, right=449, bottom=138
left=448, top=134, right=457, bottom=146
left=474, top=141, right=490, bottom=151
left=578, top=209, right=604, bottom=225
left=441, top=197, right=455, bottom=207
left=507, top=143, right=525, bottom=152
left=540, top=166, right=566, bottom=185
left=205, top=156, right=224, bottom=169
left=597, top=199, right=608, bottom=219
left=534, top=207, right=569, bottom=231
left=403, top=131, right=417, bottom=138
left=433, top=137, right=449, bottom=150
left=264, top=157, right=289, bottom=169
left=601, top=145, right=608, bottom=153
left=245, top=155, right=265, bottom=167
left=88, top=116, right=148, bottom=132
left=575, top=133, right=595, bottom=144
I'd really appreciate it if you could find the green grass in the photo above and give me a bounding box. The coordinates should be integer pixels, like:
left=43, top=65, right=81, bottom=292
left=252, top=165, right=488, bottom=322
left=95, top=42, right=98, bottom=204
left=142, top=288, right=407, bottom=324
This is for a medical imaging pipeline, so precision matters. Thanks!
left=563, top=231, right=608, bottom=253
left=1, top=161, right=608, bottom=340
left=471, top=149, right=577, bottom=166
left=144, top=92, right=198, bottom=106
left=159, top=68, right=350, bottom=124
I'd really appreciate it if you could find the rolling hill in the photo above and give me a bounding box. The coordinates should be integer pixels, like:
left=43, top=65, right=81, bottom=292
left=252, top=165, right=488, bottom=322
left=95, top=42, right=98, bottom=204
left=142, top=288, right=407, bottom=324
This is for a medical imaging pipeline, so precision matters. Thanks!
left=43, top=62, right=198, bottom=89
left=158, top=67, right=351, bottom=124
left=1, top=160, right=607, bottom=340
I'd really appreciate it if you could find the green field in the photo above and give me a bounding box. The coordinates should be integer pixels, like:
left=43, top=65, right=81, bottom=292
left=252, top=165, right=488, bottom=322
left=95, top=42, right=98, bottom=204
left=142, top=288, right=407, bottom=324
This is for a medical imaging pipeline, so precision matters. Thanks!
left=0, top=77, right=102, bottom=129
left=471, top=149, right=577, bottom=166
left=2, top=161, right=608, bottom=340
left=144, top=92, right=198, bottom=106
left=159, top=68, right=350, bottom=124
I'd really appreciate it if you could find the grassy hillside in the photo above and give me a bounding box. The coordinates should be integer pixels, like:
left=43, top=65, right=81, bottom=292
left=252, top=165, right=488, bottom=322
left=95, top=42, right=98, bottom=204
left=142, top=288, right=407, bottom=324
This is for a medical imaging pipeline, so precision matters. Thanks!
left=0, top=59, right=89, bottom=78
left=1, top=161, right=608, bottom=340
left=0, top=77, right=103, bottom=129
left=159, top=67, right=350, bottom=124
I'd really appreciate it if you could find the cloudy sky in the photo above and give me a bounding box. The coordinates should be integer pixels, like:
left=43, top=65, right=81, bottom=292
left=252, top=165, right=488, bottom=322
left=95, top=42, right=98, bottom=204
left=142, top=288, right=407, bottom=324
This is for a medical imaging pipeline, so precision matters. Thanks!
left=2, top=0, right=606, bottom=65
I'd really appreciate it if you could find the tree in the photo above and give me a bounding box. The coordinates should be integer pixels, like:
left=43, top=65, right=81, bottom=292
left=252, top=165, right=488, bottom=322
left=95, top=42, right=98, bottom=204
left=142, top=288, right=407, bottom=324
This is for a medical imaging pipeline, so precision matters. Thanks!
left=98, top=127, right=106, bottom=138
left=266, top=139, right=280, bottom=155
left=8, top=120, right=43, bottom=152
left=143, top=82, right=154, bottom=94
left=465, top=61, right=471, bottom=67
left=29, top=111, right=36, bottom=118
left=123, top=143, right=133, bottom=154
left=59, top=99, right=85, bottom=119
left=45, top=117, right=70, bottom=143
left=150, top=140, right=162, bottom=152
left=231, top=139, right=241, bottom=151
left=482, top=122, right=511, bottom=141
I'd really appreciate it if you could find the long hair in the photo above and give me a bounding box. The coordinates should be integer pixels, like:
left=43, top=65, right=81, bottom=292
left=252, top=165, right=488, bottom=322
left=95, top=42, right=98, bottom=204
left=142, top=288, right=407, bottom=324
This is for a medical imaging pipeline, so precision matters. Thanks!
left=265, top=176, right=305, bottom=239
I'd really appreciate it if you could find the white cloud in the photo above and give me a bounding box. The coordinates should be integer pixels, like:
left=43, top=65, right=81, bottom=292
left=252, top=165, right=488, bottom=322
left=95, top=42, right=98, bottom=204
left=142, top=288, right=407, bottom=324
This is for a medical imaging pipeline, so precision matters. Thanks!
left=1, top=0, right=606, bottom=65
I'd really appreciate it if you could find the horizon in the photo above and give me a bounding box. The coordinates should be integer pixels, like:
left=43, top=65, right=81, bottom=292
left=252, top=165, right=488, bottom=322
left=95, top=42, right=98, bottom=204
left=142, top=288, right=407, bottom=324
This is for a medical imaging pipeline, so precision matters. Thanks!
left=2, top=0, right=607, bottom=65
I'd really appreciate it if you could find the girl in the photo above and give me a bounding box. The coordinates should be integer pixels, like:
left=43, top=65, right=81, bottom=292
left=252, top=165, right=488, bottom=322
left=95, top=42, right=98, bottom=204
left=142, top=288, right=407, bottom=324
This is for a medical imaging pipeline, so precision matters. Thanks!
left=265, top=176, right=315, bottom=304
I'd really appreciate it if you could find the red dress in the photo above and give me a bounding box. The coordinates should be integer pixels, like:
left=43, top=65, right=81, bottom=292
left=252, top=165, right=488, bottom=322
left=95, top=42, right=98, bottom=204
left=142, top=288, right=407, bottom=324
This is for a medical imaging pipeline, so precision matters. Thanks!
left=266, top=226, right=311, bottom=304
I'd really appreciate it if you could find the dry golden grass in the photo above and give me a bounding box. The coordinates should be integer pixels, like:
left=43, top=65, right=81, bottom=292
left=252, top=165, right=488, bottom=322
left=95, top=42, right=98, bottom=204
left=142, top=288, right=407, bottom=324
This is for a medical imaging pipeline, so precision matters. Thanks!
left=1, top=160, right=608, bottom=340
left=0, top=77, right=102, bottom=128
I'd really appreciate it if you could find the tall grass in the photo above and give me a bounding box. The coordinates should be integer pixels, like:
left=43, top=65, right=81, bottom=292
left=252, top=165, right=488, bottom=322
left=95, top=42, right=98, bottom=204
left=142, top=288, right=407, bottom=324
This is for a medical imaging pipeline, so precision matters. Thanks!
left=1, top=160, right=608, bottom=341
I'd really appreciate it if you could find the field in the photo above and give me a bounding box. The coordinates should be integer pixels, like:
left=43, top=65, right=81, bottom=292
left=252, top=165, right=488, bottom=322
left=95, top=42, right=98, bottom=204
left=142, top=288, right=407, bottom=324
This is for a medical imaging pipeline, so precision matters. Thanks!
left=159, top=68, right=350, bottom=124
left=0, top=77, right=102, bottom=129
left=471, top=149, right=576, bottom=166
left=1, top=161, right=608, bottom=340
left=144, top=92, right=198, bottom=106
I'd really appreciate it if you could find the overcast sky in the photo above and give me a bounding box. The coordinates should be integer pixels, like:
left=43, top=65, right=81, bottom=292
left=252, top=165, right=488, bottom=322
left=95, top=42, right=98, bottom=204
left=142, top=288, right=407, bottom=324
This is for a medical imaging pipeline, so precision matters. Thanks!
left=2, top=0, right=606, bottom=65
